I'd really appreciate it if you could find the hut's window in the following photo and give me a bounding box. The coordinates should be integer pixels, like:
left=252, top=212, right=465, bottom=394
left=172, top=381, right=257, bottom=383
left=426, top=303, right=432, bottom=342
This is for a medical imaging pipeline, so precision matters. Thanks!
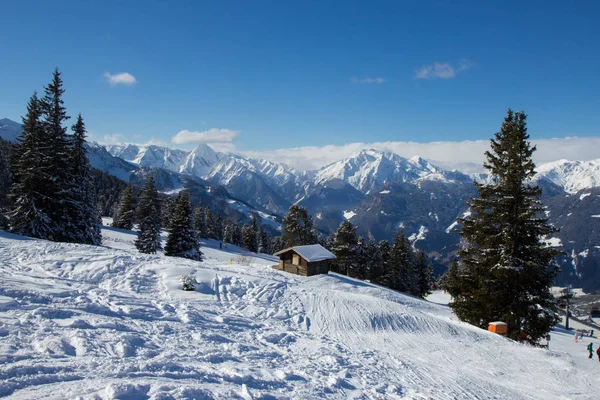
left=293, top=254, right=299, bottom=265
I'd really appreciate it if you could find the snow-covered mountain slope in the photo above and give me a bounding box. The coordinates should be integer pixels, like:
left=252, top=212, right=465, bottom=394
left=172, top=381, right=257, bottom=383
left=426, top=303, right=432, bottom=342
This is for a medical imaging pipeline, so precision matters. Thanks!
left=0, top=226, right=597, bottom=399
left=107, top=144, right=191, bottom=173
left=207, top=155, right=293, bottom=215
left=312, top=149, right=470, bottom=193
left=179, top=143, right=220, bottom=177
left=536, top=159, right=600, bottom=194
left=85, top=142, right=139, bottom=181
left=0, top=118, right=22, bottom=142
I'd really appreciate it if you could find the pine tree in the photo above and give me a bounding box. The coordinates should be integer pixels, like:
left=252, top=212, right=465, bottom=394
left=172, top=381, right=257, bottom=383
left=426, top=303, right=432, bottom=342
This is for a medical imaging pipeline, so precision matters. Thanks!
left=161, top=196, right=176, bottom=230
left=231, top=223, right=242, bottom=246
left=222, top=220, right=233, bottom=244
left=214, top=213, right=223, bottom=241
left=453, top=109, right=559, bottom=344
left=282, top=205, right=316, bottom=247
left=271, top=236, right=284, bottom=253
left=193, top=203, right=207, bottom=238
left=68, top=114, right=102, bottom=245
left=165, top=190, right=203, bottom=261
left=242, top=225, right=257, bottom=252
left=377, top=240, right=391, bottom=286
left=205, top=206, right=215, bottom=239
left=8, top=92, right=54, bottom=238
left=414, top=249, right=434, bottom=297
left=0, top=139, right=11, bottom=229
left=257, top=227, right=270, bottom=254
left=364, top=237, right=383, bottom=282
left=331, top=220, right=358, bottom=276
left=439, top=258, right=461, bottom=297
left=40, top=68, right=72, bottom=242
left=135, top=176, right=162, bottom=254
left=113, top=182, right=136, bottom=230
left=355, top=236, right=368, bottom=279
left=389, top=231, right=413, bottom=292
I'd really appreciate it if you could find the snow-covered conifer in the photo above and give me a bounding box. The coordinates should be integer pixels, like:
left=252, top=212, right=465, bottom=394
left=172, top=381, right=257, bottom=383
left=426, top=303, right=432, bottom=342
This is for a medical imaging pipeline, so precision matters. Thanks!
left=193, top=203, right=206, bottom=238
left=282, top=205, right=316, bottom=247
left=165, top=190, right=203, bottom=261
left=135, top=176, right=162, bottom=254
left=331, top=220, right=358, bottom=276
left=453, top=109, right=559, bottom=344
left=112, top=182, right=136, bottom=230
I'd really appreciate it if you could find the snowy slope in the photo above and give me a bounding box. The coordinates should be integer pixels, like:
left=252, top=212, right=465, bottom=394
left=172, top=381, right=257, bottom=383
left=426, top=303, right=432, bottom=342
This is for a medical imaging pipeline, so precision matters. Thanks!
left=0, top=227, right=597, bottom=399
left=0, top=118, right=22, bottom=142
left=536, top=159, right=600, bottom=194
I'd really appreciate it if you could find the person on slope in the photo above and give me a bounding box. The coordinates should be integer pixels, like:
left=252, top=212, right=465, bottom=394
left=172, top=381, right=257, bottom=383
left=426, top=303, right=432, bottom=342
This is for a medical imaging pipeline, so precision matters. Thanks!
left=596, top=345, right=600, bottom=362
left=587, top=342, right=594, bottom=359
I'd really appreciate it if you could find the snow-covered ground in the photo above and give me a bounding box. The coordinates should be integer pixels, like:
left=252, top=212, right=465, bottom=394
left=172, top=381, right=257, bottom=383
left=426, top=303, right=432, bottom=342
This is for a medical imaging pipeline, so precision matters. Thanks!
left=0, top=224, right=598, bottom=399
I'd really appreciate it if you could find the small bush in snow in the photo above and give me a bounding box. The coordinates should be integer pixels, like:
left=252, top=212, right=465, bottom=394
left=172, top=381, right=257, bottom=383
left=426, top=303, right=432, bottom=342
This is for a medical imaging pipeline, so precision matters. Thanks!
left=233, top=255, right=254, bottom=266
left=180, top=275, right=196, bottom=291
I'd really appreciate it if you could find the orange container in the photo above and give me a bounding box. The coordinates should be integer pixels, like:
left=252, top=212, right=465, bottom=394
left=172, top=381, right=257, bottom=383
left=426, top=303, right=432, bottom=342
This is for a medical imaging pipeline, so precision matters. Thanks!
left=488, top=321, right=507, bottom=335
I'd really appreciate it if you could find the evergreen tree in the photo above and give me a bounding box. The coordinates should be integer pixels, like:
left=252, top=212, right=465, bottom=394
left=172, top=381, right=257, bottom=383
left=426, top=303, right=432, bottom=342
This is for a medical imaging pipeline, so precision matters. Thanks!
left=259, top=227, right=270, bottom=254
left=231, top=223, right=242, bottom=246
left=364, top=237, right=383, bottom=282
left=242, top=225, right=257, bottom=252
left=439, top=258, right=461, bottom=297
left=0, top=139, right=12, bottom=229
left=377, top=240, right=392, bottom=287
left=222, top=220, right=233, bottom=244
left=135, top=176, right=162, bottom=254
left=355, top=236, right=368, bottom=280
left=161, top=196, right=176, bottom=230
left=282, top=205, right=316, bottom=247
left=67, top=114, right=101, bottom=245
left=214, top=213, right=224, bottom=241
left=453, top=109, right=559, bottom=344
left=193, top=203, right=207, bottom=238
left=165, top=190, right=203, bottom=261
left=113, top=182, right=136, bottom=230
left=205, top=206, right=215, bottom=239
left=40, top=68, right=72, bottom=242
left=414, top=249, right=434, bottom=297
left=271, top=236, right=284, bottom=253
left=326, top=231, right=336, bottom=250
left=8, top=93, right=54, bottom=238
left=331, top=220, right=359, bottom=276
left=390, top=231, right=413, bottom=292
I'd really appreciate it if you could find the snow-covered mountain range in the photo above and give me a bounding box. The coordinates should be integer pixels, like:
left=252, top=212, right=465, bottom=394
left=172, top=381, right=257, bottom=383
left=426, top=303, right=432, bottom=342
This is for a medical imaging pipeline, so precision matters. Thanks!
left=3, top=118, right=600, bottom=290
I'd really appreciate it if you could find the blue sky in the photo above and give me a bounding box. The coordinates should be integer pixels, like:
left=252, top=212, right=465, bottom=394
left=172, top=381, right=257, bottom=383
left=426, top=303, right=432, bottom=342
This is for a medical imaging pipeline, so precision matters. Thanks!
left=1, top=0, right=599, bottom=169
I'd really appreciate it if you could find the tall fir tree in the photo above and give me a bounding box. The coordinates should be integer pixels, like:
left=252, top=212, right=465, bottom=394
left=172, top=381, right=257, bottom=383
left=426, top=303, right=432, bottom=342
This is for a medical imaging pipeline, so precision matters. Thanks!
left=282, top=205, right=316, bottom=247
left=257, top=226, right=270, bottom=254
left=205, top=206, right=215, bottom=239
left=377, top=240, right=392, bottom=287
left=331, top=220, right=359, bottom=276
left=414, top=249, right=434, bottom=297
left=164, top=190, right=203, bottom=261
left=193, top=203, right=207, bottom=238
left=214, top=213, right=223, bottom=241
left=112, top=182, right=136, bottom=230
left=40, top=68, right=72, bottom=242
left=242, top=224, right=257, bottom=252
left=0, top=139, right=12, bottom=229
left=135, top=176, right=162, bottom=254
left=68, top=114, right=101, bottom=245
left=8, top=92, right=54, bottom=238
left=364, top=237, right=383, bottom=282
left=389, top=231, right=413, bottom=292
left=453, top=109, right=559, bottom=344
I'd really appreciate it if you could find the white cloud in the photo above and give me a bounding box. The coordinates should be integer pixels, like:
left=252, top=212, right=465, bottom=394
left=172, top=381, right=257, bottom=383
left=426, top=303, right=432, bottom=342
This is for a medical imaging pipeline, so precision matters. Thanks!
left=104, top=72, right=137, bottom=86
left=171, top=128, right=240, bottom=145
left=351, top=77, right=386, bottom=84
left=242, top=137, right=600, bottom=173
left=101, top=134, right=124, bottom=144
left=415, top=59, right=473, bottom=80
left=145, top=138, right=169, bottom=147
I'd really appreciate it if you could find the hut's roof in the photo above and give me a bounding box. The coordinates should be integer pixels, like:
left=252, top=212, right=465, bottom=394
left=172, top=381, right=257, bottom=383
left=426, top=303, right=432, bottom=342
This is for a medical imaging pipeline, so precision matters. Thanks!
left=273, top=244, right=336, bottom=262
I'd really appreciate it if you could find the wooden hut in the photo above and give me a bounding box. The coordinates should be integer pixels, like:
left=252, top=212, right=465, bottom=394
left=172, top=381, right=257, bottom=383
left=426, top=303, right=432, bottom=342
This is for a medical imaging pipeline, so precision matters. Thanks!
left=273, top=244, right=336, bottom=276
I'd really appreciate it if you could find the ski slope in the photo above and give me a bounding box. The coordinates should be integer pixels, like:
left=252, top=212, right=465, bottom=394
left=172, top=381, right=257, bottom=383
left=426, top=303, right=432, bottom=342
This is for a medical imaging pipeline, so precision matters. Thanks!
left=0, top=224, right=598, bottom=399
